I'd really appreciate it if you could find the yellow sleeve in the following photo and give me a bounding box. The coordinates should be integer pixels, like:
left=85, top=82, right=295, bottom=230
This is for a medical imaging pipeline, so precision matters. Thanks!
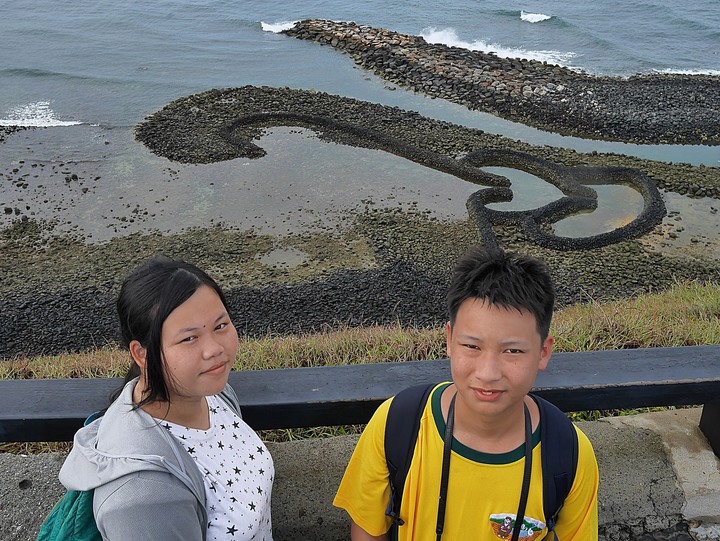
left=333, top=397, right=394, bottom=537
left=553, top=425, right=599, bottom=540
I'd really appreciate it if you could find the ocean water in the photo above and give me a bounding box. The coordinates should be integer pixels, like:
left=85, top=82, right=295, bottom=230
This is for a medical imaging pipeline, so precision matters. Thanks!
left=1, top=0, right=719, bottom=240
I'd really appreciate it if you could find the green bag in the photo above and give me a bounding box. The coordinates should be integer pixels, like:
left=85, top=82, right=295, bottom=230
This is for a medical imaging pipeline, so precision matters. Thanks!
left=37, top=388, right=239, bottom=540
left=36, top=489, right=102, bottom=541
left=37, top=412, right=103, bottom=541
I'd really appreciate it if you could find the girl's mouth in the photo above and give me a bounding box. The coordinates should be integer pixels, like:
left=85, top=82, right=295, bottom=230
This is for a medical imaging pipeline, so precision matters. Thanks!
left=203, top=362, right=228, bottom=375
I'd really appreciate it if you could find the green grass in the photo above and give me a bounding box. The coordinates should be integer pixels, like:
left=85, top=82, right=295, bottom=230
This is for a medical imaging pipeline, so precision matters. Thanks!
left=552, top=280, right=720, bottom=351
left=3, top=280, right=718, bottom=380
left=1, top=280, right=718, bottom=452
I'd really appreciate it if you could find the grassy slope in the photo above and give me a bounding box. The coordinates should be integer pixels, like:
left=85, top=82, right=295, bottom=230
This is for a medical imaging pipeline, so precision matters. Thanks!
left=2, top=281, right=718, bottom=380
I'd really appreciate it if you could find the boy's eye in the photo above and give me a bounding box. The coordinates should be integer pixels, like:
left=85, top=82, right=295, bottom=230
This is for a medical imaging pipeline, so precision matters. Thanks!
left=463, top=343, right=479, bottom=350
left=505, top=348, right=523, bottom=354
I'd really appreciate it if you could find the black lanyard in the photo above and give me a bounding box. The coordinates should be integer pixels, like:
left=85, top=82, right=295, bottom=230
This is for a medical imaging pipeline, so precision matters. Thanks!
left=436, top=394, right=533, bottom=541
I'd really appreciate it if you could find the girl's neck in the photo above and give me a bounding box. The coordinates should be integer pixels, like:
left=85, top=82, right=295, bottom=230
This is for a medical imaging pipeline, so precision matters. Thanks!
left=133, top=380, right=210, bottom=430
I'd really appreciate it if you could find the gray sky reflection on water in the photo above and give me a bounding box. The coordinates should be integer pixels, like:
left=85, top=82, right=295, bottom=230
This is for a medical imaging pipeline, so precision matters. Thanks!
left=482, top=166, right=646, bottom=238
left=1, top=125, right=716, bottom=247
left=364, top=79, right=720, bottom=168
left=0, top=127, right=480, bottom=241
left=167, top=127, right=482, bottom=235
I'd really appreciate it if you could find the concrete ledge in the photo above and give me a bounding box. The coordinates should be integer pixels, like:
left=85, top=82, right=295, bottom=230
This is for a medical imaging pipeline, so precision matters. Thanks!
left=600, top=409, right=720, bottom=540
left=2, top=410, right=719, bottom=541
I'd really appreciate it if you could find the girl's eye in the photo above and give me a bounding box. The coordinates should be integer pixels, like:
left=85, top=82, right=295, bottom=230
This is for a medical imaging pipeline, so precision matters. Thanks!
left=215, top=322, right=228, bottom=331
left=180, top=336, right=196, bottom=343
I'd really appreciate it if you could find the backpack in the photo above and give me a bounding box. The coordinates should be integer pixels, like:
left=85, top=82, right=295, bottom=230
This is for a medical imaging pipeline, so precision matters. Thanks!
left=37, top=387, right=242, bottom=541
left=384, top=383, right=578, bottom=539
left=37, top=412, right=103, bottom=541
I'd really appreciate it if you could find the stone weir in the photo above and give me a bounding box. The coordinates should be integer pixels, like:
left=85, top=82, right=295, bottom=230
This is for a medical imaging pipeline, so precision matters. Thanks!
left=283, top=20, right=720, bottom=146
left=136, top=89, right=667, bottom=252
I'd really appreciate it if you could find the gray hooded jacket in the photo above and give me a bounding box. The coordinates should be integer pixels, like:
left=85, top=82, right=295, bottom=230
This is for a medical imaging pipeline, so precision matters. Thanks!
left=59, top=378, right=241, bottom=541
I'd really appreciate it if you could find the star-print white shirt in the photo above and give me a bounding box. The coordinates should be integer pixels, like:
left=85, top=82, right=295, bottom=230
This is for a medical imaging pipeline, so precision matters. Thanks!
left=160, top=394, right=274, bottom=540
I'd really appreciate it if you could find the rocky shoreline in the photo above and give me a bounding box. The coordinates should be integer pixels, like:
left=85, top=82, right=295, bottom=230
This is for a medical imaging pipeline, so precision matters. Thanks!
left=2, top=188, right=718, bottom=358
left=0, top=126, right=25, bottom=144
left=2, top=24, right=720, bottom=358
left=283, top=20, right=720, bottom=146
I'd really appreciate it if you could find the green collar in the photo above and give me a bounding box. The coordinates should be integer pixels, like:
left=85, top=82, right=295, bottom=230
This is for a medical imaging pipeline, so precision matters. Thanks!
left=431, top=382, right=541, bottom=464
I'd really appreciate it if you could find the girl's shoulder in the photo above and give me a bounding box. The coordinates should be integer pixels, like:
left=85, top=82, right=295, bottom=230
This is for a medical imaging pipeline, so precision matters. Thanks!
left=217, top=384, right=241, bottom=416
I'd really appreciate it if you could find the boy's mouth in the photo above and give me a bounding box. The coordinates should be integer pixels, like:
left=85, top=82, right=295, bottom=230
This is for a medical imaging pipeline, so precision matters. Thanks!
left=473, top=388, right=502, bottom=400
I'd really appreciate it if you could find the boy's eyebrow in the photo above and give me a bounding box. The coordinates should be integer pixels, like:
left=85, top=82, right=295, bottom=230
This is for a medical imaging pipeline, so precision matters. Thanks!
left=499, top=340, right=532, bottom=347
left=457, top=334, right=484, bottom=342
left=457, top=334, right=532, bottom=346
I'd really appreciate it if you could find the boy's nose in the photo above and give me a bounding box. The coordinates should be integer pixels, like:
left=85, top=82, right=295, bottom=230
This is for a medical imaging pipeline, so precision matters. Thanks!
left=473, top=354, right=502, bottom=382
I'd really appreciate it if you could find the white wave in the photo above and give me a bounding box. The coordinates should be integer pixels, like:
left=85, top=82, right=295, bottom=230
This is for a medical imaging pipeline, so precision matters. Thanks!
left=420, top=27, right=576, bottom=66
left=653, top=68, right=720, bottom=76
left=0, top=101, right=81, bottom=127
left=520, top=11, right=551, bottom=23
left=261, top=20, right=299, bottom=33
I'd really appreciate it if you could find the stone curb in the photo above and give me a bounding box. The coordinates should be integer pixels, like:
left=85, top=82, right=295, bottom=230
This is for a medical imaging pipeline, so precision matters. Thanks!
left=2, top=410, right=718, bottom=540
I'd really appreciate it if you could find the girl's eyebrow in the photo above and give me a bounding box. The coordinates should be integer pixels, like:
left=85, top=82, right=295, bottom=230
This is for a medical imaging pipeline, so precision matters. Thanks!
left=176, top=313, right=228, bottom=334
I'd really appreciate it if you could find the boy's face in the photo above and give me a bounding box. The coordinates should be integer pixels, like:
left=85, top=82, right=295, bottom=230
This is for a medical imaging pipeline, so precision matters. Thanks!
left=447, top=298, right=553, bottom=421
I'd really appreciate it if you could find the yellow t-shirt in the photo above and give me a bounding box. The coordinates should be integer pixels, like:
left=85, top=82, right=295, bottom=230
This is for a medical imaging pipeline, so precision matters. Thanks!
left=334, top=383, right=598, bottom=540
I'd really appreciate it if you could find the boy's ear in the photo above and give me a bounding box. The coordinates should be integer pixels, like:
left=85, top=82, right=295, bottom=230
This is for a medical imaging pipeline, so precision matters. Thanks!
left=538, top=335, right=554, bottom=371
left=129, top=340, right=147, bottom=370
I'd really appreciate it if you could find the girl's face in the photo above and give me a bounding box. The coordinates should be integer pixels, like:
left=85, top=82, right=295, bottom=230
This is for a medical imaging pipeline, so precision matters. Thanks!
left=159, top=284, right=238, bottom=402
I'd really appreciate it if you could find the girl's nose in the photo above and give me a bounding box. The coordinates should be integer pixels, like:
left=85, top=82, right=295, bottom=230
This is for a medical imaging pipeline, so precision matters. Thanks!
left=203, top=336, right=224, bottom=359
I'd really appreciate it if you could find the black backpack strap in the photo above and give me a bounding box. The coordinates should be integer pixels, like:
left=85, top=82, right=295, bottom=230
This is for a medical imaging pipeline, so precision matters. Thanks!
left=532, top=394, right=579, bottom=537
left=384, top=382, right=436, bottom=529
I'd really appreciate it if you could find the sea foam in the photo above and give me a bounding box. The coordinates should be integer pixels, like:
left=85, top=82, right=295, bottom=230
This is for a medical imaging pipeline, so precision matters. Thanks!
left=0, top=102, right=81, bottom=127
left=653, top=68, right=720, bottom=76
left=420, top=27, right=576, bottom=66
left=261, top=21, right=298, bottom=33
left=520, top=11, right=551, bottom=23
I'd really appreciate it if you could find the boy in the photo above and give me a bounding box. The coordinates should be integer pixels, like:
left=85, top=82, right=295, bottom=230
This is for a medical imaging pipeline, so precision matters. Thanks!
left=333, top=246, right=599, bottom=540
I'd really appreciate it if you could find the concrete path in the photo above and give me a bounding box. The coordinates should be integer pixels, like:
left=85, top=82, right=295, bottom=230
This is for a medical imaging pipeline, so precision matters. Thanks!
left=2, top=409, right=718, bottom=540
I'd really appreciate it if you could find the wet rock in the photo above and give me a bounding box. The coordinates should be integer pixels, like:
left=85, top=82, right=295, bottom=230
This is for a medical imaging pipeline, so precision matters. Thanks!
left=283, top=20, right=720, bottom=145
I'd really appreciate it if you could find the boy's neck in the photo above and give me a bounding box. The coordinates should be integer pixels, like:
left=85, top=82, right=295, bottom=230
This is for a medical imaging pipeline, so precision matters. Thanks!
left=441, top=386, right=539, bottom=454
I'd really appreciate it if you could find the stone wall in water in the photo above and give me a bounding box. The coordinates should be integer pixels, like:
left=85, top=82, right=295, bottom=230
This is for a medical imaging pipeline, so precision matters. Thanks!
left=284, top=19, right=720, bottom=146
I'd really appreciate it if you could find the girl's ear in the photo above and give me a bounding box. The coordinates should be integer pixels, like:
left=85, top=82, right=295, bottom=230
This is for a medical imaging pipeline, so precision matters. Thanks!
left=129, top=340, right=147, bottom=370
left=445, top=321, right=453, bottom=358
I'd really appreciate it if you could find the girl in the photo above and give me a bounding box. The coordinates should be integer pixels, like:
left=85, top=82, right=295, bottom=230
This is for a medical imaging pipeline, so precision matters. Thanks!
left=59, top=255, right=274, bottom=540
